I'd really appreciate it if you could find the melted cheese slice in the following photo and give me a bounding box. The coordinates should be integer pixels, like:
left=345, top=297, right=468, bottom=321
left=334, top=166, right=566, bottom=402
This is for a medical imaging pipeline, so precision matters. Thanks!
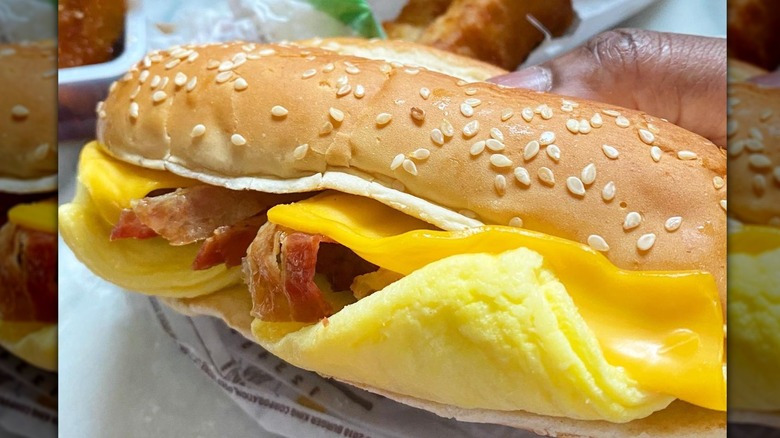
left=266, top=192, right=725, bottom=412
left=8, top=201, right=57, bottom=233
left=729, top=225, right=780, bottom=411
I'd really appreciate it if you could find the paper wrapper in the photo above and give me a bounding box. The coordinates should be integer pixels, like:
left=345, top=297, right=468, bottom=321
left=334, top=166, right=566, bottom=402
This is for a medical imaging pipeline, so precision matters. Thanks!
left=0, top=350, right=57, bottom=438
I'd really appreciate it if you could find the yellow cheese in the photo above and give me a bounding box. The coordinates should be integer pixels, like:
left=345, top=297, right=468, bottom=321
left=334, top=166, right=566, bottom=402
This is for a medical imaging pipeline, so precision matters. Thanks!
left=266, top=192, right=725, bottom=411
left=78, top=141, right=198, bottom=225
left=8, top=201, right=57, bottom=233
left=729, top=225, right=780, bottom=411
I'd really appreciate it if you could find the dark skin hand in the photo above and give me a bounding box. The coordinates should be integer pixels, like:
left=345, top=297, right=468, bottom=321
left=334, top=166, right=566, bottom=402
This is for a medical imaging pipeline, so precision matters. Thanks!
left=490, top=29, right=727, bottom=148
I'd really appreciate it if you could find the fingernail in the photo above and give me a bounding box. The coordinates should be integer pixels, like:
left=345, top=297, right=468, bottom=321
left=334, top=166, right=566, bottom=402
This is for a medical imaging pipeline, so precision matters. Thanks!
left=489, top=66, right=552, bottom=92
left=750, top=71, right=780, bottom=88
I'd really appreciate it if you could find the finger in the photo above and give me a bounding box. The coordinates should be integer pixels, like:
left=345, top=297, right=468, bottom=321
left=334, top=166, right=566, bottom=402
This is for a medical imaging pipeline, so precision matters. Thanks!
left=749, top=70, right=780, bottom=87
left=490, top=29, right=727, bottom=147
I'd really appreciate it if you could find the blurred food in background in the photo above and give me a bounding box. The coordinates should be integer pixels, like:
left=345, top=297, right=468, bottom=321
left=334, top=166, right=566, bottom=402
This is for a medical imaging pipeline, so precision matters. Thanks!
left=383, top=0, right=575, bottom=70
left=58, top=0, right=127, bottom=68
left=727, top=0, right=780, bottom=71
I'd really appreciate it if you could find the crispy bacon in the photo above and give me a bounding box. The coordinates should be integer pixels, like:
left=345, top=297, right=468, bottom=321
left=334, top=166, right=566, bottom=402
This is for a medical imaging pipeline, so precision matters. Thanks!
left=110, top=209, right=157, bottom=240
left=192, top=214, right=267, bottom=270
left=0, top=223, right=57, bottom=323
left=245, top=223, right=377, bottom=322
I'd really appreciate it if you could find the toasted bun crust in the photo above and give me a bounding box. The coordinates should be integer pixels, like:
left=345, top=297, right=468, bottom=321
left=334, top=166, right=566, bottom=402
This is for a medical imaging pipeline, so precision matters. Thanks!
left=727, top=80, right=780, bottom=226
left=97, top=40, right=727, bottom=302
left=163, top=289, right=725, bottom=437
left=0, top=41, right=57, bottom=191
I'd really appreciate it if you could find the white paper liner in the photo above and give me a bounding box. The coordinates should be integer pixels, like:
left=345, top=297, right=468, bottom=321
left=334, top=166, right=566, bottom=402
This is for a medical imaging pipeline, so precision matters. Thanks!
left=0, top=349, right=57, bottom=438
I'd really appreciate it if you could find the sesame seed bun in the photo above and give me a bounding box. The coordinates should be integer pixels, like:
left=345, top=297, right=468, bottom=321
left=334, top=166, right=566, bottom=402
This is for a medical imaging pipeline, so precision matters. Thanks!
left=97, top=40, right=727, bottom=304
left=0, top=41, right=57, bottom=194
left=727, top=70, right=780, bottom=227
left=728, top=58, right=767, bottom=83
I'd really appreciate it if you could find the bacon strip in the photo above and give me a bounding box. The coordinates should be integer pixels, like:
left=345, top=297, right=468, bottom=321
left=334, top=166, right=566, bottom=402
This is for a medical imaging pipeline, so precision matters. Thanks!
left=245, top=223, right=377, bottom=322
left=192, top=214, right=267, bottom=270
left=110, top=210, right=157, bottom=240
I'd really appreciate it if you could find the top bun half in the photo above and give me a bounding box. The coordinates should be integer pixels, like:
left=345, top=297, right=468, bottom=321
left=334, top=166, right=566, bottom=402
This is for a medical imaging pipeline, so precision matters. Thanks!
left=96, top=38, right=727, bottom=301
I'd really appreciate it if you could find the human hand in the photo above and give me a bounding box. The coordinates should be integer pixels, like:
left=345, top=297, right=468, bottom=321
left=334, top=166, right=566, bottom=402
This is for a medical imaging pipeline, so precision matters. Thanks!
left=489, top=29, right=727, bottom=147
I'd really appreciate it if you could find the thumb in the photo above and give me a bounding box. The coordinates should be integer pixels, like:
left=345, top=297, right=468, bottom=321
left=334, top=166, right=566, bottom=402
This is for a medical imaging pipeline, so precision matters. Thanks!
left=490, top=29, right=727, bottom=147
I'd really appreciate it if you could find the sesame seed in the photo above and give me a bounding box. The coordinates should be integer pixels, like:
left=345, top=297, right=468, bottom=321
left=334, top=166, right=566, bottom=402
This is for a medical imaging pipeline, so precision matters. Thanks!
left=514, top=167, right=531, bottom=186
left=521, top=108, right=534, bottom=122
left=152, top=91, right=168, bottom=103
left=637, top=233, right=656, bottom=251
left=754, top=174, right=767, bottom=195
left=749, top=154, right=772, bottom=169
left=11, top=105, right=29, bottom=118
left=465, top=88, right=478, bottom=95
left=302, top=68, right=317, bottom=79
left=323, top=63, right=335, bottom=73
left=271, top=105, right=289, bottom=117
left=749, top=127, right=763, bottom=141
left=462, top=120, right=479, bottom=137
left=713, top=176, right=725, bottom=189
left=546, top=145, right=561, bottom=162
left=207, top=59, right=220, bottom=70
left=216, top=71, right=233, bottom=83
left=581, top=163, right=596, bottom=185
left=588, top=235, right=609, bottom=252
left=540, top=106, right=553, bottom=120
left=538, top=167, right=555, bottom=186
left=470, top=140, right=487, bottom=155
left=623, top=212, right=642, bottom=230
left=293, top=144, right=309, bottom=160
left=411, top=148, right=430, bottom=160
left=524, top=140, right=540, bottom=161
left=720, top=200, right=727, bottom=211
left=336, top=84, right=352, bottom=97
left=186, top=77, right=198, bottom=92
left=464, top=98, right=481, bottom=107
left=130, top=86, right=141, bottom=99
left=402, top=159, right=418, bottom=175
left=404, top=68, right=420, bottom=75
left=234, top=78, right=249, bottom=91
left=336, top=75, right=349, bottom=87
left=501, top=109, right=514, bottom=121
left=411, top=107, right=425, bottom=122
left=457, top=80, right=467, bottom=86
left=329, top=107, right=344, bottom=122
left=745, top=139, right=764, bottom=152
left=650, top=146, right=662, bottom=162
left=187, top=52, right=199, bottom=62
left=495, top=175, right=507, bottom=196
left=390, top=154, right=405, bottom=170
left=538, top=131, right=555, bottom=146
left=160, top=77, right=170, bottom=89
left=665, top=216, right=682, bottom=232
left=231, top=134, right=247, bottom=146
left=509, top=217, right=523, bottom=228
left=354, top=84, right=365, bottom=98
left=490, top=127, right=504, bottom=142
left=376, top=113, right=392, bottom=126
left=191, top=124, right=206, bottom=137
left=566, top=176, right=586, bottom=196
left=590, top=113, right=603, bottom=128
left=578, top=119, right=592, bottom=134
left=677, top=150, right=697, bottom=160
left=728, top=141, right=745, bottom=157
left=139, top=70, right=150, bottom=83
left=258, top=48, right=276, bottom=56
left=774, top=167, right=780, bottom=184
left=460, top=103, right=474, bottom=117
left=761, top=109, right=774, bottom=121
left=639, top=129, right=655, bottom=145
left=431, top=128, right=445, bottom=145
left=484, top=139, right=504, bottom=152
left=150, top=75, right=161, bottom=88
left=615, top=116, right=630, bottom=128
left=566, top=119, right=579, bottom=133
left=320, top=121, right=334, bottom=135
left=490, top=154, right=513, bottom=168
left=602, top=109, right=620, bottom=117
left=602, top=145, right=619, bottom=159
left=165, top=58, right=181, bottom=69
left=420, top=87, right=431, bottom=99
left=174, top=72, right=187, bottom=87
left=602, top=181, right=616, bottom=201
left=346, top=65, right=361, bottom=74
left=441, top=119, right=454, bottom=137
left=129, top=102, right=139, bottom=119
